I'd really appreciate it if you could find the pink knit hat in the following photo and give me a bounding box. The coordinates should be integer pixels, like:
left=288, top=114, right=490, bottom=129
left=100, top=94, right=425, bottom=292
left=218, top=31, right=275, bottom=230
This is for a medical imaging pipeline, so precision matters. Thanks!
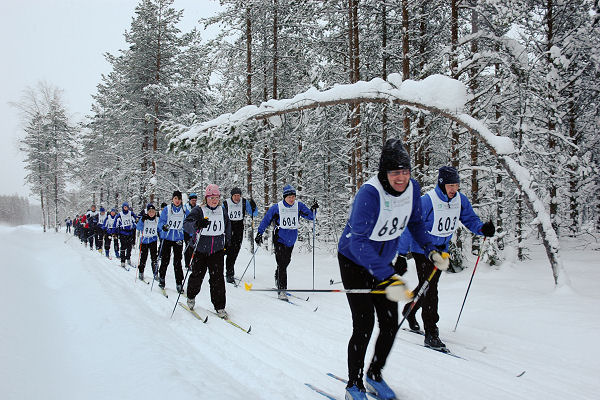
left=205, top=184, right=220, bottom=198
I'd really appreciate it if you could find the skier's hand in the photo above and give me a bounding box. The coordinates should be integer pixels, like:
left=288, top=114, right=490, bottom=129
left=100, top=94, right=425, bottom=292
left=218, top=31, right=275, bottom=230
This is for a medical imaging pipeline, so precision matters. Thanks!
left=249, top=198, right=257, bottom=213
left=481, top=221, right=495, bottom=237
left=255, top=233, right=263, bottom=246
left=197, top=217, right=210, bottom=229
left=162, top=225, right=169, bottom=232
left=428, top=251, right=450, bottom=271
left=393, top=255, right=408, bottom=276
left=310, top=200, right=319, bottom=213
left=377, top=274, right=413, bottom=302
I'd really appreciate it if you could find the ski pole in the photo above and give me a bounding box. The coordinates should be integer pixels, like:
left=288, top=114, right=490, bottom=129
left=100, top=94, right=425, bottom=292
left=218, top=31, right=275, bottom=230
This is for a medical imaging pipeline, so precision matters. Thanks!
left=244, top=282, right=389, bottom=294
left=251, top=215, right=256, bottom=279
left=135, top=232, right=143, bottom=283
left=312, top=207, right=317, bottom=290
left=234, top=247, right=260, bottom=288
left=170, top=221, right=206, bottom=318
left=453, top=237, right=487, bottom=332
left=397, top=265, right=440, bottom=332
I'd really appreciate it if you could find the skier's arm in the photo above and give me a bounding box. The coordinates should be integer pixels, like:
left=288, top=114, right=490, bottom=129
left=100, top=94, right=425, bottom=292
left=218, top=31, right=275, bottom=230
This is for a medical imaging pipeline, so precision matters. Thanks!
left=257, top=204, right=277, bottom=235
left=458, top=193, right=484, bottom=235
left=298, top=202, right=314, bottom=221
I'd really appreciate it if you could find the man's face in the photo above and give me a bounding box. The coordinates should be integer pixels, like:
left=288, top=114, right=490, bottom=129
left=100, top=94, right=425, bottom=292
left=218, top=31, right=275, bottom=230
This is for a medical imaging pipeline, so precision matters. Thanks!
left=284, top=194, right=296, bottom=206
left=445, top=183, right=460, bottom=199
left=207, top=195, right=219, bottom=208
left=173, top=197, right=182, bottom=206
left=387, top=169, right=410, bottom=192
left=91, top=206, right=96, bottom=212
left=110, top=211, right=116, bottom=217
left=189, top=198, right=197, bottom=207
left=232, top=194, right=241, bottom=203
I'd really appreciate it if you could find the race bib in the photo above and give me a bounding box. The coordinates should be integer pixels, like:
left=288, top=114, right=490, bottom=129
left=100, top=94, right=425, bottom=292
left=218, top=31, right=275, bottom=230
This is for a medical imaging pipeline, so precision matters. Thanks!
left=226, top=198, right=244, bottom=221
left=428, top=189, right=461, bottom=237
left=364, top=176, right=413, bottom=242
left=278, top=200, right=299, bottom=230
left=201, top=206, right=225, bottom=236
left=166, top=205, right=184, bottom=230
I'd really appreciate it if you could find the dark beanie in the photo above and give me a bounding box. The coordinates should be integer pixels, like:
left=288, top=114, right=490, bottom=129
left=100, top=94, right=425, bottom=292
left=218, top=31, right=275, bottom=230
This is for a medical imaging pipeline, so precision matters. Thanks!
left=160, top=202, right=167, bottom=209
left=282, top=184, right=296, bottom=198
left=438, top=166, right=460, bottom=195
left=172, top=190, right=182, bottom=200
left=146, top=203, right=156, bottom=211
left=231, top=187, right=242, bottom=196
left=378, top=138, right=411, bottom=173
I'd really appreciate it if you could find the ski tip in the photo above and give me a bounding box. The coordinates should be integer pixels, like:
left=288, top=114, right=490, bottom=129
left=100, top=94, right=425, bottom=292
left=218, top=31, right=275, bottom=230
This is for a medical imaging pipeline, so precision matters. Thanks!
left=203, top=316, right=208, bottom=323
left=246, top=325, right=252, bottom=334
left=516, top=370, right=526, bottom=377
left=313, top=306, right=319, bottom=312
left=244, top=282, right=253, bottom=291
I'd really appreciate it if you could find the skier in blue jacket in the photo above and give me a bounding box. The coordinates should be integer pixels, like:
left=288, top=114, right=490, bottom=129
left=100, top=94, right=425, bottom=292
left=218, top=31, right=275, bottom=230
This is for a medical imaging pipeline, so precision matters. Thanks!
left=397, top=166, right=495, bottom=350
left=136, top=203, right=159, bottom=281
left=255, top=184, right=317, bottom=300
left=95, top=207, right=107, bottom=253
left=337, top=139, right=444, bottom=400
left=115, top=202, right=138, bottom=268
left=157, top=191, right=186, bottom=293
left=103, top=208, right=119, bottom=258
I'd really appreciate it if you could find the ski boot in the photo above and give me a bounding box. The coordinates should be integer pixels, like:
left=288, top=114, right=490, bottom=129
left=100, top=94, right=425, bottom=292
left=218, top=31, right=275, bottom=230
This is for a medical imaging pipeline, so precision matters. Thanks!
left=159, top=277, right=166, bottom=289
left=120, top=261, right=126, bottom=268
left=216, top=309, right=228, bottom=319
left=365, top=369, right=396, bottom=400
left=424, top=327, right=447, bottom=350
left=402, top=302, right=421, bottom=332
left=138, top=272, right=144, bottom=281
left=187, top=297, right=195, bottom=310
left=226, top=275, right=235, bottom=284
left=345, top=379, right=367, bottom=400
left=278, top=292, right=288, bottom=301
left=176, top=284, right=184, bottom=294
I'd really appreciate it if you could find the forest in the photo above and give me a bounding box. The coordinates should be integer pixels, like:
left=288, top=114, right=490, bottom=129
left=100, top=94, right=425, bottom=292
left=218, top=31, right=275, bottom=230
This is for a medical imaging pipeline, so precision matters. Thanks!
left=17, top=0, right=600, bottom=271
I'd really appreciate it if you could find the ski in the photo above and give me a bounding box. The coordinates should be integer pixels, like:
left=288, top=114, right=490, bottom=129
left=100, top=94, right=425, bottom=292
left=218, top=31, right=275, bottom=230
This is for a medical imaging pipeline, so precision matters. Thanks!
left=304, top=383, right=339, bottom=400
left=401, top=328, right=486, bottom=353
left=326, top=373, right=380, bottom=400
left=120, top=264, right=130, bottom=272
left=159, top=288, right=169, bottom=298
left=137, top=277, right=150, bottom=285
left=205, top=309, right=251, bottom=334
left=178, top=302, right=208, bottom=323
left=286, top=291, right=309, bottom=302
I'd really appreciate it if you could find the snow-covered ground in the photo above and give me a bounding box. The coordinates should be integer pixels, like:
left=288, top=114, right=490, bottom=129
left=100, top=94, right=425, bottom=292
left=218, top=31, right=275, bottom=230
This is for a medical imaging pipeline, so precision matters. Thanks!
left=1, top=225, right=599, bottom=400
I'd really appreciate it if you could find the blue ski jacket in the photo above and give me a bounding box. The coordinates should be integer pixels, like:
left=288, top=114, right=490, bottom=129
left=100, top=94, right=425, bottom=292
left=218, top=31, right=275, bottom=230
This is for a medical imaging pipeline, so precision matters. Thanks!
left=338, top=177, right=434, bottom=281
left=115, top=207, right=138, bottom=236
left=136, top=217, right=159, bottom=244
left=397, top=185, right=484, bottom=255
left=104, top=213, right=118, bottom=234
left=157, top=203, right=185, bottom=242
left=257, top=200, right=314, bottom=247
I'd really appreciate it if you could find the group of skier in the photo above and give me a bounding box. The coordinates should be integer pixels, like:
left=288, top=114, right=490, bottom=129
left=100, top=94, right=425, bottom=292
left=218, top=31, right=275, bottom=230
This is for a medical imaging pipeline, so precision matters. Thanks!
left=66, top=138, right=494, bottom=400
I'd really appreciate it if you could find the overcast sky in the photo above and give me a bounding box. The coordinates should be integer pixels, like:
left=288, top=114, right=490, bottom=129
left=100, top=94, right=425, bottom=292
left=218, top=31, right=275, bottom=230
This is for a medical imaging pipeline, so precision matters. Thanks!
left=0, top=0, right=222, bottom=201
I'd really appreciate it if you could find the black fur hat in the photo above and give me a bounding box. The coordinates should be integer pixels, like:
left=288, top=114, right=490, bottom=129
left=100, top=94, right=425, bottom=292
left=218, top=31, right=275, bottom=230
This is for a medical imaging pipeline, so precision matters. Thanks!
left=379, top=138, right=411, bottom=172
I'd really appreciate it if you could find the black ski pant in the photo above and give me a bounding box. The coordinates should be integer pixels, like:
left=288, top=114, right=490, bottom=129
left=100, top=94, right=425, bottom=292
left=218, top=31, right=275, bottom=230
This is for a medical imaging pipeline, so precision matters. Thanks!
left=159, top=240, right=184, bottom=286
left=119, top=234, right=135, bottom=263
left=187, top=250, right=226, bottom=311
left=104, top=234, right=119, bottom=257
left=338, top=252, right=398, bottom=384
left=404, top=252, right=442, bottom=334
left=139, top=241, right=158, bottom=275
left=66, top=225, right=71, bottom=233
left=86, top=228, right=95, bottom=248
left=274, top=241, right=294, bottom=290
left=94, top=227, right=104, bottom=250
left=225, top=222, right=244, bottom=279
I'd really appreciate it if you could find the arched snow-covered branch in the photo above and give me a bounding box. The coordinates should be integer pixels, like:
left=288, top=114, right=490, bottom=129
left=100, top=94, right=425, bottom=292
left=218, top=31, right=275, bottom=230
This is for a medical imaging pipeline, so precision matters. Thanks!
left=167, top=74, right=565, bottom=285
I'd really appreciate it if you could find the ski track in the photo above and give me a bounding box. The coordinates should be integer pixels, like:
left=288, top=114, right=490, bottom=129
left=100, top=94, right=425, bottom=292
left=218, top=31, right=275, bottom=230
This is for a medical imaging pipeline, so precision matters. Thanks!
left=1, top=225, right=599, bottom=400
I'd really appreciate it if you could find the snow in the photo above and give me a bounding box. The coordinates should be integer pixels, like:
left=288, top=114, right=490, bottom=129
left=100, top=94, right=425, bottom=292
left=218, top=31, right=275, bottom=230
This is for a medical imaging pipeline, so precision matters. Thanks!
left=2, top=225, right=599, bottom=399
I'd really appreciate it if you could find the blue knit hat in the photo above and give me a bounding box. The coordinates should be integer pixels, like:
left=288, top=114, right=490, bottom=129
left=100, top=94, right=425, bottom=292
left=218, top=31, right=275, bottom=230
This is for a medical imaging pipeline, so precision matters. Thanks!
left=99, top=207, right=105, bottom=212
left=282, top=184, right=296, bottom=198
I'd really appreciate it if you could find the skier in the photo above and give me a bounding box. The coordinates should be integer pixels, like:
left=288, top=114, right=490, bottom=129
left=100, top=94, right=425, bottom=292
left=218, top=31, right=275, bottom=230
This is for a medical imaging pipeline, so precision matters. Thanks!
left=95, top=207, right=107, bottom=253
left=254, top=184, right=317, bottom=300
left=157, top=191, right=186, bottom=293
left=183, top=193, right=198, bottom=271
left=65, top=218, right=72, bottom=233
left=115, top=202, right=138, bottom=267
left=184, top=184, right=231, bottom=318
left=136, top=203, right=159, bottom=281
left=223, top=187, right=257, bottom=283
left=86, top=205, right=99, bottom=250
left=337, top=138, right=443, bottom=400
left=398, top=166, right=495, bottom=350
left=103, top=208, right=120, bottom=259
left=79, top=213, right=88, bottom=245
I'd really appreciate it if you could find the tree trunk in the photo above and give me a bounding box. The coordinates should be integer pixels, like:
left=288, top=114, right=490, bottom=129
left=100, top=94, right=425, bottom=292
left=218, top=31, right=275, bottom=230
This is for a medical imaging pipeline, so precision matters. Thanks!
left=246, top=4, right=253, bottom=198
left=381, top=1, right=388, bottom=144
left=450, top=0, right=460, bottom=166
left=469, top=0, right=480, bottom=253
left=546, top=0, right=558, bottom=235
left=402, top=0, right=411, bottom=141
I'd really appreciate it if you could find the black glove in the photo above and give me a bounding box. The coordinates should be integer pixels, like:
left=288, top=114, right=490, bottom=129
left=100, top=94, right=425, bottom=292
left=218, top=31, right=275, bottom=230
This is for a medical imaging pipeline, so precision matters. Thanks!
left=310, top=200, right=319, bottom=213
left=162, top=225, right=169, bottom=232
left=255, top=233, right=263, bottom=246
left=481, top=221, right=495, bottom=237
left=249, top=198, right=257, bottom=213
left=141, top=214, right=149, bottom=221
left=393, top=255, right=408, bottom=276
left=197, top=217, right=210, bottom=229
